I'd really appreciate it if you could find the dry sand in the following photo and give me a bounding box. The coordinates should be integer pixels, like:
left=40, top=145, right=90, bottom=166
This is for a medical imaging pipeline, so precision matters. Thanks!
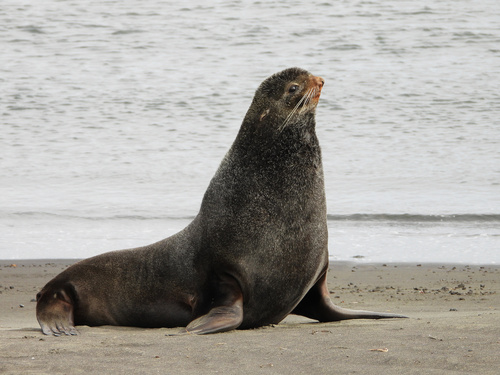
left=1, top=260, right=499, bottom=374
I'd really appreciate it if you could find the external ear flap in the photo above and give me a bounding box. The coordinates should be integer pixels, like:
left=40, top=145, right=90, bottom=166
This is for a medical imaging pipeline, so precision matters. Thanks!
left=260, top=109, right=270, bottom=122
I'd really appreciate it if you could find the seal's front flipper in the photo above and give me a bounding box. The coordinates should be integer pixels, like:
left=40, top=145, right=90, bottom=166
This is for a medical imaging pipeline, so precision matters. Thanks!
left=185, top=304, right=243, bottom=334
left=292, top=272, right=408, bottom=321
left=185, top=274, right=244, bottom=335
left=36, top=287, right=79, bottom=336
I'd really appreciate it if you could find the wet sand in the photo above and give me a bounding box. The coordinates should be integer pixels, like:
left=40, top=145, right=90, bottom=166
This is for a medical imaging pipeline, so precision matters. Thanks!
left=1, top=260, right=499, bottom=374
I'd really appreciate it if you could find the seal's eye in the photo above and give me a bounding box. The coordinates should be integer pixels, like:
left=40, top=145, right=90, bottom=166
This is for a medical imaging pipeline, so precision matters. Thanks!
left=288, top=85, right=299, bottom=94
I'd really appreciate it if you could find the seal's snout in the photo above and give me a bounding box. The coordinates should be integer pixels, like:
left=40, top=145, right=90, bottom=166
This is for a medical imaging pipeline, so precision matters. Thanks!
left=310, top=75, right=324, bottom=91
left=315, top=76, right=325, bottom=89
left=310, top=75, right=324, bottom=101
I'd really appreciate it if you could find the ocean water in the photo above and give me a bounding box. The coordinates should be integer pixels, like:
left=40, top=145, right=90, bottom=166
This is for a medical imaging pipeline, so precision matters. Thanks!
left=1, top=0, right=499, bottom=263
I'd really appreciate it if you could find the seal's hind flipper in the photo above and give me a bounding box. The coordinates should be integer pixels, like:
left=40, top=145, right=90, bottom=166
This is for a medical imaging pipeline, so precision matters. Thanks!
left=185, top=273, right=244, bottom=335
left=292, top=272, right=408, bottom=321
left=36, top=288, right=79, bottom=336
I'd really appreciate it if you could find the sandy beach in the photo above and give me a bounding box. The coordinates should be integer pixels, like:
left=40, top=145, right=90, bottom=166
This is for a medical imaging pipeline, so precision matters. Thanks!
left=1, top=260, right=498, bottom=374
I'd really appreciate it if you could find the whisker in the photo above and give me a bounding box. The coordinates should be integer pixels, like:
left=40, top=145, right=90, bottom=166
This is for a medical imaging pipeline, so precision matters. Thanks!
left=299, top=88, right=316, bottom=114
left=302, top=88, right=316, bottom=113
left=279, top=88, right=315, bottom=132
left=279, top=92, right=308, bottom=132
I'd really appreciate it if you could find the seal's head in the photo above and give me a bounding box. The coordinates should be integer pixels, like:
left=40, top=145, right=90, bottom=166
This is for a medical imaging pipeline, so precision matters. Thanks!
left=243, top=67, right=325, bottom=133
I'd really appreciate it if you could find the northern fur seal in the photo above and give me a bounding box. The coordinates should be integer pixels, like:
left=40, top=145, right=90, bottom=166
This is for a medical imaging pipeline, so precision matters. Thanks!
left=36, top=67, right=406, bottom=336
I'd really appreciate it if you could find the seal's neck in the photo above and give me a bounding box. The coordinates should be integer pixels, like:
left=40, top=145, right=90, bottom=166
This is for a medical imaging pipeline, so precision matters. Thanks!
left=235, top=112, right=319, bottom=159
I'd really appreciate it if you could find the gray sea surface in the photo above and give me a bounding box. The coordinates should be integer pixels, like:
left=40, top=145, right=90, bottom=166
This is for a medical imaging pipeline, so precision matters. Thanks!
left=2, top=0, right=499, bottom=263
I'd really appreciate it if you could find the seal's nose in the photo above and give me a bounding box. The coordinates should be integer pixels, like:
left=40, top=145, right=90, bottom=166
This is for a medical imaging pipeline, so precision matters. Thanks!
left=317, top=76, right=325, bottom=88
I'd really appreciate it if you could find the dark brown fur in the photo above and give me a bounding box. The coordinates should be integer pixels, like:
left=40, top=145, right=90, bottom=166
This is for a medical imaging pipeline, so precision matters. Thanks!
left=36, top=68, right=406, bottom=336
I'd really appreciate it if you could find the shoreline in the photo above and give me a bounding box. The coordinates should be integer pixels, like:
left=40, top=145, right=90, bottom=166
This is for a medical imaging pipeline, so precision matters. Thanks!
left=2, top=258, right=499, bottom=267
left=1, top=260, right=499, bottom=374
